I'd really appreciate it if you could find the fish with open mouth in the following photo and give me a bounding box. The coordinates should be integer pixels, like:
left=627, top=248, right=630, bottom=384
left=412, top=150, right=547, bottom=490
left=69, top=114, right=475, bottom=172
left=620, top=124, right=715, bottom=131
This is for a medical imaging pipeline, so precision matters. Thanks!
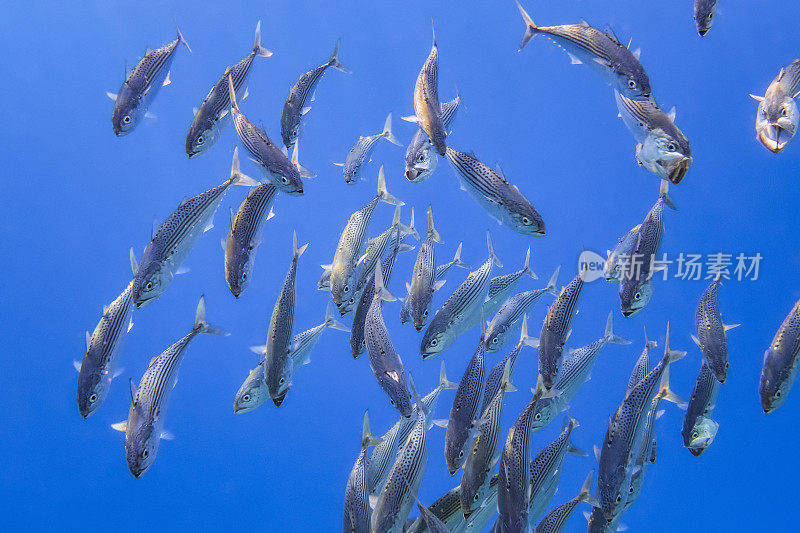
left=751, top=60, right=800, bottom=153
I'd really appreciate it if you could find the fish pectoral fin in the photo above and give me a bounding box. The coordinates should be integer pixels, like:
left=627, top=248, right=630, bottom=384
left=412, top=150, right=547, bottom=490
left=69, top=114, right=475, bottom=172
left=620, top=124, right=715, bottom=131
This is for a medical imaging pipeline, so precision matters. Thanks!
left=106, top=91, right=118, bottom=101
left=593, top=445, right=602, bottom=463
left=160, top=430, right=175, bottom=440
left=749, top=93, right=765, bottom=102
left=433, top=280, right=447, bottom=291
left=111, top=421, right=127, bottom=433
left=162, top=70, right=172, bottom=87
left=301, top=106, right=312, bottom=115
left=112, top=367, right=126, bottom=379
left=690, top=334, right=701, bottom=348
left=592, top=57, right=610, bottom=67
left=144, top=111, right=157, bottom=120
left=192, top=106, right=199, bottom=115
left=368, top=494, right=379, bottom=510
left=401, top=115, right=420, bottom=124
left=175, top=265, right=191, bottom=275
left=219, top=109, right=229, bottom=119
left=567, top=52, right=583, bottom=65
left=332, top=162, right=344, bottom=167
left=249, top=345, right=268, bottom=356
left=73, top=360, right=82, bottom=372
left=432, top=419, right=449, bottom=429
left=723, top=323, right=741, bottom=332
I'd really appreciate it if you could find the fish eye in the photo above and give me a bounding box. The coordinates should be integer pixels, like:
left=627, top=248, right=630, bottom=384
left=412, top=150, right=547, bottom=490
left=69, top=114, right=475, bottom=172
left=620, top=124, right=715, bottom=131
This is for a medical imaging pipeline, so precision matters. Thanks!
left=634, top=291, right=642, bottom=301
left=708, top=13, right=713, bottom=19
left=725, top=362, right=729, bottom=369
left=782, top=107, right=789, bottom=117
left=123, top=115, right=131, bottom=124
left=692, top=431, right=699, bottom=439
left=423, top=310, right=429, bottom=317
left=629, top=486, right=634, bottom=494
left=349, top=298, right=355, bottom=303
left=89, top=394, right=97, bottom=403
left=141, top=449, right=149, bottom=459
left=281, top=177, right=288, bottom=184
left=628, top=79, right=637, bottom=89
left=473, top=494, right=479, bottom=501
left=279, top=378, right=285, bottom=385
left=776, top=390, right=782, bottom=398
left=522, top=216, right=531, bottom=225
left=534, top=413, right=541, bottom=420
left=145, top=282, right=153, bottom=291
left=458, top=451, right=464, bottom=458
left=390, top=399, right=395, bottom=406
left=197, top=136, right=204, bottom=145
left=616, top=496, right=622, bottom=503
left=243, top=394, right=251, bottom=402
left=242, top=272, right=247, bottom=280
left=343, top=285, right=349, bottom=292
left=491, top=337, right=499, bottom=344
left=430, top=339, right=438, bottom=346
left=668, top=142, right=677, bottom=151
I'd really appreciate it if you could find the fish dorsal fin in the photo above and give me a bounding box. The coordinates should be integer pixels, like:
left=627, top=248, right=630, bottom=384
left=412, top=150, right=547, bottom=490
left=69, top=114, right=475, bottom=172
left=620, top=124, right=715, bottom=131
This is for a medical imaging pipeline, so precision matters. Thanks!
left=85, top=331, right=92, bottom=350
left=129, top=379, right=137, bottom=402
left=667, top=106, right=676, bottom=122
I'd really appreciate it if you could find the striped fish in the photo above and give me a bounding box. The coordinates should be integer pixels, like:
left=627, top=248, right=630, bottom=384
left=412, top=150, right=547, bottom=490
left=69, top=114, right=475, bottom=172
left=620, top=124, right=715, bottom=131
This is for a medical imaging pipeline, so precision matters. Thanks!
left=224, top=182, right=278, bottom=297
left=534, top=472, right=597, bottom=533
left=681, top=360, right=720, bottom=455
left=528, top=416, right=587, bottom=525
left=484, top=248, right=537, bottom=316
left=537, top=270, right=585, bottom=389
left=109, top=27, right=191, bottom=136
left=397, top=362, right=457, bottom=452
left=625, top=398, right=662, bottom=509
left=330, top=167, right=402, bottom=314
left=435, top=242, right=469, bottom=280
left=234, top=301, right=348, bottom=414
left=517, top=3, right=651, bottom=100
left=76, top=276, right=135, bottom=418
left=367, top=421, right=402, bottom=498
left=343, top=411, right=382, bottom=533
left=460, top=360, right=515, bottom=518
left=604, top=224, right=641, bottom=283
left=692, top=275, right=739, bottom=383
left=318, top=266, right=332, bottom=292
left=281, top=40, right=350, bottom=151
left=113, top=296, right=226, bottom=477
left=403, top=24, right=446, bottom=156
left=228, top=76, right=310, bottom=194
left=264, top=232, right=308, bottom=407
left=618, top=180, right=676, bottom=317
left=531, top=313, right=629, bottom=432
left=186, top=21, right=271, bottom=158
left=485, top=268, right=559, bottom=353
left=132, top=149, right=257, bottom=307
left=402, top=206, right=444, bottom=332
left=627, top=334, right=657, bottom=394
left=481, top=315, right=536, bottom=414
left=446, top=149, right=545, bottom=236
left=404, top=476, right=499, bottom=533
left=694, top=0, right=719, bottom=36
left=421, top=231, right=502, bottom=359
left=412, top=495, right=451, bottom=533
left=585, top=506, right=624, bottom=533
left=405, top=95, right=461, bottom=183
left=614, top=90, right=692, bottom=183
left=760, top=298, right=800, bottom=413
left=751, top=60, right=800, bottom=153
left=338, top=114, right=402, bottom=184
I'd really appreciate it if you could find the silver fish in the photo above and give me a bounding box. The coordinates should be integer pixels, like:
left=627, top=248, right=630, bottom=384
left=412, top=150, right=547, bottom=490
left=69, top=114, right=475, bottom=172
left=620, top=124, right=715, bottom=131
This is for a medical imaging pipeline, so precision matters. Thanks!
left=537, top=270, right=585, bottom=389
left=446, top=149, right=546, bottom=236
left=405, top=95, right=461, bottom=183
left=461, top=479, right=500, bottom=533
left=112, top=296, right=226, bottom=477
left=485, top=268, right=559, bottom=353
left=481, top=315, right=536, bottom=414
left=344, top=411, right=383, bottom=533
left=615, top=90, right=692, bottom=183
left=186, top=21, right=271, bottom=157
left=330, top=167, right=402, bottom=313
left=618, top=180, right=676, bottom=317
left=604, top=224, right=641, bottom=283
left=484, top=247, right=537, bottom=316
left=404, top=476, right=500, bottom=533
left=585, top=507, right=625, bottom=533
left=318, top=266, right=332, bottom=292
left=264, top=232, right=308, bottom=407
left=132, top=149, right=257, bottom=307
left=530, top=313, right=629, bottom=432
left=228, top=76, right=311, bottom=194
left=681, top=360, right=720, bottom=455
left=759, top=298, right=800, bottom=413
left=517, top=3, right=651, bottom=100
left=282, top=39, right=349, bottom=151
left=367, top=421, right=402, bottom=498
left=435, top=242, right=469, bottom=281
left=597, top=325, right=684, bottom=519
left=339, top=114, right=402, bottom=184
left=692, top=275, right=739, bottom=383
left=627, top=333, right=658, bottom=394
left=625, top=399, right=662, bottom=510
left=76, top=276, right=135, bottom=418
left=403, top=24, right=447, bottom=156
left=224, top=182, right=278, bottom=297
left=694, top=0, right=719, bottom=36
left=751, top=60, right=800, bottom=153
left=109, top=27, right=191, bottom=136
left=534, top=471, right=597, bottom=533
left=421, top=231, right=502, bottom=359
left=402, top=206, right=445, bottom=331
left=234, top=301, right=348, bottom=414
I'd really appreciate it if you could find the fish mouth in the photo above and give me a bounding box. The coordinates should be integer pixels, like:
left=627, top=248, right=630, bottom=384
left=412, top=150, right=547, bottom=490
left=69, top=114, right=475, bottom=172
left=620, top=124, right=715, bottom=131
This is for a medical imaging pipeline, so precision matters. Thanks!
left=414, top=324, right=423, bottom=332
left=405, top=168, right=419, bottom=181
left=758, top=124, right=790, bottom=153
left=667, top=156, right=691, bottom=184
left=622, top=309, right=636, bottom=318
left=698, top=27, right=709, bottom=37
left=272, top=391, right=288, bottom=407
left=462, top=508, right=474, bottom=519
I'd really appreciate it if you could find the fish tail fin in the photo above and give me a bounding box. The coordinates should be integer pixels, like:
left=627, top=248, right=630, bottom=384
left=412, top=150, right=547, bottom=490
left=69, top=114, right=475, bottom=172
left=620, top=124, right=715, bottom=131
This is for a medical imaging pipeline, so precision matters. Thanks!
left=579, top=471, right=601, bottom=507
left=374, top=261, right=396, bottom=302
left=439, top=361, right=459, bottom=390
left=129, top=247, right=138, bottom=276
left=328, top=38, right=350, bottom=73
left=399, top=207, right=420, bottom=241
left=658, top=362, right=684, bottom=405
left=663, top=322, right=687, bottom=365
left=193, top=295, right=227, bottom=336
left=176, top=24, right=192, bottom=53
left=451, top=242, right=469, bottom=269
left=487, top=231, right=502, bottom=268
left=362, top=410, right=383, bottom=448
left=516, top=2, right=539, bottom=51
left=408, top=373, right=429, bottom=418
left=500, top=358, right=517, bottom=393
left=324, top=300, right=350, bottom=332
left=523, top=246, right=536, bottom=278
left=544, top=266, right=560, bottom=295
left=227, top=74, right=239, bottom=113
left=519, top=314, right=536, bottom=348
left=427, top=205, right=443, bottom=244
left=291, top=142, right=315, bottom=178
left=604, top=311, right=630, bottom=345
left=229, top=147, right=258, bottom=186
left=376, top=166, right=403, bottom=206
left=381, top=113, right=402, bottom=147
left=253, top=20, right=273, bottom=58
left=292, top=230, right=309, bottom=260
left=659, top=179, right=677, bottom=210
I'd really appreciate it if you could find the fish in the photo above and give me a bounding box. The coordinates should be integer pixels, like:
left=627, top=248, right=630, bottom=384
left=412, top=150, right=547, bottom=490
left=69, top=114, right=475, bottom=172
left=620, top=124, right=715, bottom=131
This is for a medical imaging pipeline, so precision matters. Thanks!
left=446, top=149, right=546, bottom=236
left=692, top=274, right=739, bottom=383
left=460, top=359, right=516, bottom=518
left=760, top=297, right=800, bottom=413
left=343, top=411, right=383, bottom=533
left=534, top=471, right=598, bottom=533
left=694, top=0, right=719, bottom=36
left=233, top=301, right=348, bottom=414
left=282, top=39, right=350, bottom=151
left=319, top=266, right=332, bottom=292
left=627, top=333, right=658, bottom=394
left=132, top=149, right=257, bottom=307
left=485, top=267, right=559, bottom=353
left=751, top=60, right=800, bottom=153
left=365, top=261, right=413, bottom=418
left=228, top=76, right=311, bottom=194
left=528, top=415, right=587, bottom=525
left=537, top=270, right=585, bottom=389
left=625, top=401, right=662, bottom=510
left=435, top=243, right=470, bottom=280
left=421, top=231, right=502, bottom=359
left=681, top=360, right=721, bottom=456
left=186, top=21, right=272, bottom=157
left=597, top=324, right=684, bottom=519
left=402, top=23, right=447, bottom=156
left=330, top=167, right=402, bottom=313
left=224, top=182, right=278, bottom=297
left=397, top=361, right=459, bottom=454
left=585, top=507, right=625, bottom=533
left=405, top=95, right=461, bottom=183
left=618, top=180, right=676, bottom=317
left=76, top=275, right=135, bottom=418
left=263, top=232, right=308, bottom=407
left=530, top=313, right=629, bottom=432
left=371, top=377, right=431, bottom=533
left=109, top=27, right=191, bottom=136
left=604, top=224, right=641, bottom=283
left=412, top=494, right=451, bottom=533
left=338, top=114, right=402, bottom=184
left=401, top=206, right=445, bottom=331
left=614, top=90, right=692, bottom=184
left=367, top=422, right=402, bottom=498
left=112, top=296, right=226, bottom=477
left=517, top=2, right=651, bottom=100
left=404, top=476, right=500, bottom=533
left=438, top=322, right=488, bottom=475
left=484, top=247, right=538, bottom=316
left=482, top=315, right=536, bottom=414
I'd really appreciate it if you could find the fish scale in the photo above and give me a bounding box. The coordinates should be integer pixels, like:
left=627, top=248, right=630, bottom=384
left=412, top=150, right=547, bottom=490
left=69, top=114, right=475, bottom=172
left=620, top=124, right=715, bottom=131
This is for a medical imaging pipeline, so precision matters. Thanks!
left=485, top=272, right=556, bottom=353
left=485, top=256, right=535, bottom=314
left=367, top=422, right=401, bottom=496
left=534, top=472, right=594, bottom=533
left=538, top=272, right=584, bottom=388
left=528, top=419, right=580, bottom=524
left=344, top=412, right=381, bottom=533
left=405, top=476, right=499, bottom=533
left=410, top=26, right=446, bottom=156
left=405, top=96, right=460, bottom=183
left=403, top=207, right=443, bottom=331
left=759, top=299, right=800, bottom=413
left=682, top=360, right=720, bottom=455
left=694, top=277, right=733, bottom=382
left=626, top=395, right=660, bottom=509
left=482, top=330, right=530, bottom=414
left=604, top=223, right=641, bottom=283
